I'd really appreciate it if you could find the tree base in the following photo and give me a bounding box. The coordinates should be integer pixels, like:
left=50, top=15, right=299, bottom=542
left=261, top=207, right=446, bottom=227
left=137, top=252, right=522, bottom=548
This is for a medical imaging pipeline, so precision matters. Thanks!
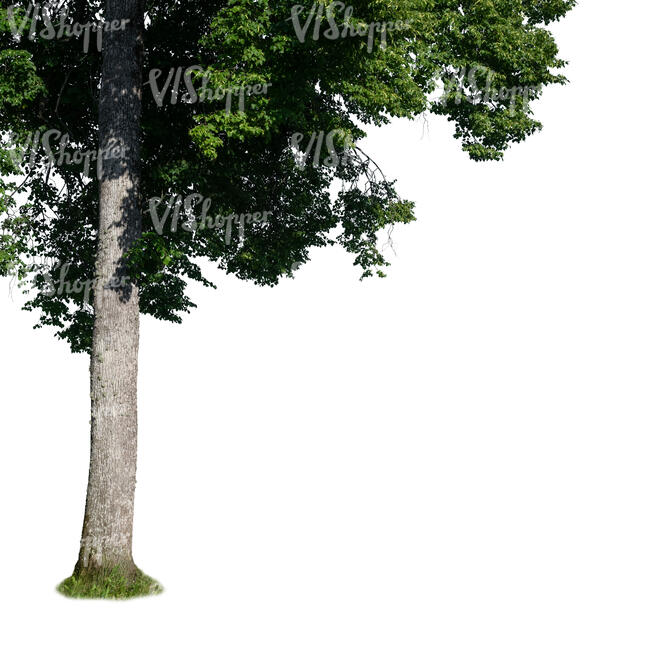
left=57, top=567, right=163, bottom=599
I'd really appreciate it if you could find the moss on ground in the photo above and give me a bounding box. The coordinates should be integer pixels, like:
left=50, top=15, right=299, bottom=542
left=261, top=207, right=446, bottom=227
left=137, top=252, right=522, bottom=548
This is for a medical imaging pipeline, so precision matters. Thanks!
left=57, top=568, right=163, bottom=600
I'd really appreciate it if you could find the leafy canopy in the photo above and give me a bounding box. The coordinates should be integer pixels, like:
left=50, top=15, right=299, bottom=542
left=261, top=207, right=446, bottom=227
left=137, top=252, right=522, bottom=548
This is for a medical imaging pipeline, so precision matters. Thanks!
left=0, top=0, right=574, bottom=352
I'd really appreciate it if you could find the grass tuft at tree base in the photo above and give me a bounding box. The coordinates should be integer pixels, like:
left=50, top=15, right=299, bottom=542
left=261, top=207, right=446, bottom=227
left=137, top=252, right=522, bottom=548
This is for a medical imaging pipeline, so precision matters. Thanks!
left=57, top=568, right=163, bottom=599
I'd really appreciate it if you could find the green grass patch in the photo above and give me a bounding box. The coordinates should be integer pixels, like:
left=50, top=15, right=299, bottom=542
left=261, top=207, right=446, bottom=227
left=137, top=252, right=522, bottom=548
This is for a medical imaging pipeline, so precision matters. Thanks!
left=57, top=568, right=163, bottom=600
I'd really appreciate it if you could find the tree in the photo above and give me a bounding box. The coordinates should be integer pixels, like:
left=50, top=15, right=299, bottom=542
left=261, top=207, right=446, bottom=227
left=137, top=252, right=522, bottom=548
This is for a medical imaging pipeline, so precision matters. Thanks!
left=0, top=0, right=575, bottom=598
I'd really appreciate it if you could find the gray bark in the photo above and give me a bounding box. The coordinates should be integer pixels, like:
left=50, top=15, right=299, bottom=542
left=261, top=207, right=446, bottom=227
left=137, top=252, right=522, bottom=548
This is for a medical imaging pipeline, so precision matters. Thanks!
left=75, top=0, right=144, bottom=578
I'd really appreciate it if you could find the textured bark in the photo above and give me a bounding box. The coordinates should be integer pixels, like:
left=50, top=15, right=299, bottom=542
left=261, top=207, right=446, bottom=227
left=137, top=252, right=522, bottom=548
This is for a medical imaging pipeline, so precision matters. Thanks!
left=74, top=0, right=144, bottom=578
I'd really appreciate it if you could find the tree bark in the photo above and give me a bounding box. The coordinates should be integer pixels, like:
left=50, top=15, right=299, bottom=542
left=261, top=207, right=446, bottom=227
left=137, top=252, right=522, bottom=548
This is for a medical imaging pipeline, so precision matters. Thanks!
left=74, top=0, right=144, bottom=580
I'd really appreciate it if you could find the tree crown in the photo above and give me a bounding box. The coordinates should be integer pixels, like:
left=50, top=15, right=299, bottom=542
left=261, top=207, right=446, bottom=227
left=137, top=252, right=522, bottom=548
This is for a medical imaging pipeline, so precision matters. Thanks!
left=0, top=0, right=574, bottom=352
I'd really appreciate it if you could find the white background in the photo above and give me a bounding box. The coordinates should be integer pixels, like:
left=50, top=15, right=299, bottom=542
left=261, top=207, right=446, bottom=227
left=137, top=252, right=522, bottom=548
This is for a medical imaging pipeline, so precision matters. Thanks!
left=1, top=1, right=649, bottom=648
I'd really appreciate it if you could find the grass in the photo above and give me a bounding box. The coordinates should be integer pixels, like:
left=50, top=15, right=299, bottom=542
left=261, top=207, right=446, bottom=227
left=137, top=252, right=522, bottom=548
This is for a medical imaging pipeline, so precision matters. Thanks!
left=57, top=568, right=163, bottom=600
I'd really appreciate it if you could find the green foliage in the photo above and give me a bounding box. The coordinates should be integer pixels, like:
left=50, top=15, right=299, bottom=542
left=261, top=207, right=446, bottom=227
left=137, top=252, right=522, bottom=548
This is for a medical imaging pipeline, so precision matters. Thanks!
left=0, top=0, right=574, bottom=352
left=57, top=568, right=163, bottom=599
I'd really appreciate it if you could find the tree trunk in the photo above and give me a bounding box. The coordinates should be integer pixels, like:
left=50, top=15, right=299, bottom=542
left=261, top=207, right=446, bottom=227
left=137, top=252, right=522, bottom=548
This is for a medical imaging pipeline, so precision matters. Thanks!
left=74, top=0, right=145, bottom=583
